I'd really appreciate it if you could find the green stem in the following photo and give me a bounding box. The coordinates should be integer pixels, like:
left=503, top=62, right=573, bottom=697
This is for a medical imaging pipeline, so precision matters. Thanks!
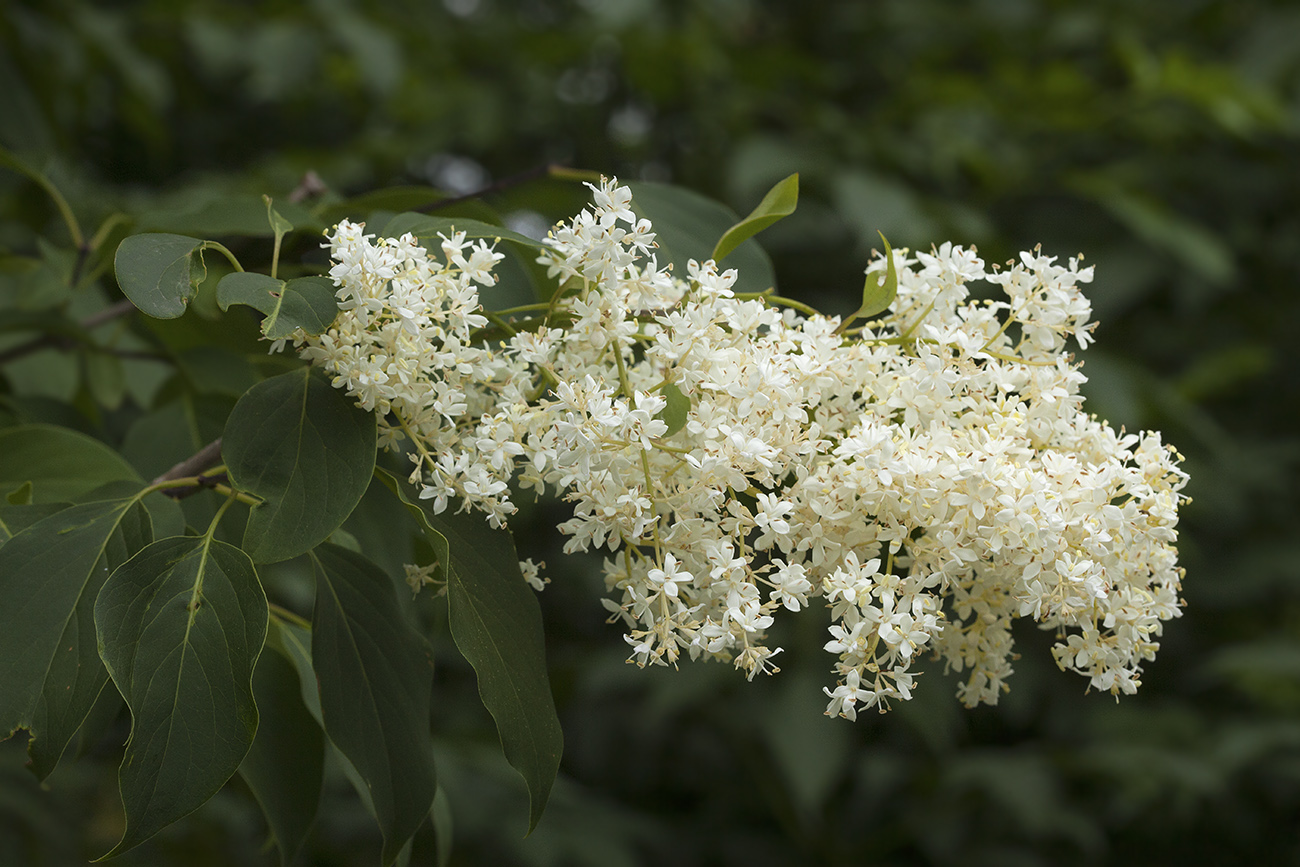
left=202, top=240, right=245, bottom=273
left=269, top=603, right=312, bottom=630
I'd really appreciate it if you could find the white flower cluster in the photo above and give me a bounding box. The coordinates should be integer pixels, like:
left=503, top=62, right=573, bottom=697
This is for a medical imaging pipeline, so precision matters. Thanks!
left=296, top=179, right=1188, bottom=720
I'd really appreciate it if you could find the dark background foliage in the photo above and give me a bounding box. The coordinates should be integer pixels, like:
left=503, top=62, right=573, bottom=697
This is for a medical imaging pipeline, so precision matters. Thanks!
left=2, top=0, right=1298, bottom=864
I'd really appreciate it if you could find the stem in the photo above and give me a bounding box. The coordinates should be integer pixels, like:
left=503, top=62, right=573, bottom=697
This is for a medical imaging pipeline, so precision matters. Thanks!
left=269, top=603, right=312, bottom=630
left=152, top=438, right=224, bottom=486
left=88, top=213, right=131, bottom=253
left=270, top=231, right=283, bottom=281
left=735, top=292, right=824, bottom=319
left=417, top=163, right=564, bottom=213
left=0, top=299, right=138, bottom=365
left=202, top=241, right=245, bottom=273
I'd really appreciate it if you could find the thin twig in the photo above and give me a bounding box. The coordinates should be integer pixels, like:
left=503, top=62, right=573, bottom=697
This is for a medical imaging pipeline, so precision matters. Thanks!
left=416, top=163, right=562, bottom=213
left=152, top=438, right=224, bottom=486
left=0, top=299, right=138, bottom=365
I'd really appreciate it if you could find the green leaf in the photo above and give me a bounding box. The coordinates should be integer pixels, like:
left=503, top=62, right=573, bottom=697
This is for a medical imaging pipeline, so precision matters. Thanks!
left=264, top=195, right=295, bottom=238
left=83, top=349, right=127, bottom=411
left=136, top=193, right=320, bottom=238
left=94, top=535, right=268, bottom=857
left=224, top=368, right=377, bottom=564
left=6, top=481, right=33, bottom=506
left=377, top=470, right=562, bottom=832
left=432, top=787, right=453, bottom=867
left=712, top=173, right=799, bottom=263
left=239, top=618, right=325, bottom=867
left=0, top=498, right=139, bottom=742
left=379, top=213, right=547, bottom=251
left=854, top=232, right=898, bottom=321
left=656, top=381, right=691, bottom=438
left=0, top=502, right=68, bottom=545
left=27, top=502, right=152, bottom=780
left=310, top=544, right=437, bottom=865
left=217, top=273, right=339, bottom=339
left=0, top=424, right=141, bottom=503
left=627, top=181, right=777, bottom=295
left=114, top=233, right=207, bottom=319
left=317, top=186, right=446, bottom=221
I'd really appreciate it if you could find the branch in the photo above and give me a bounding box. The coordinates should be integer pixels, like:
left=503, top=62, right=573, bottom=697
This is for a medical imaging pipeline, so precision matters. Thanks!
left=0, top=299, right=137, bottom=365
left=152, top=438, right=224, bottom=487
left=416, top=163, right=566, bottom=213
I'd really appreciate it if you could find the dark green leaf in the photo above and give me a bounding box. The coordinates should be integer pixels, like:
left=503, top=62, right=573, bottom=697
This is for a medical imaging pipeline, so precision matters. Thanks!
left=27, top=502, right=152, bottom=780
left=217, top=273, right=339, bottom=339
left=239, top=618, right=324, bottom=867
left=0, top=498, right=138, bottom=740
left=94, top=536, right=267, bottom=857
left=656, top=381, right=691, bottom=438
left=224, top=368, right=377, bottom=564
left=114, top=233, right=207, bottom=319
left=137, top=194, right=320, bottom=238
left=176, top=346, right=260, bottom=398
left=432, top=787, right=453, bottom=867
left=627, top=181, right=777, bottom=295
left=712, top=173, right=798, bottom=262
left=854, top=232, right=898, bottom=321
left=83, top=349, right=126, bottom=411
left=321, top=186, right=449, bottom=220
left=0, top=502, right=67, bottom=545
left=0, top=424, right=141, bottom=503
left=377, top=469, right=561, bottom=833
left=379, top=213, right=546, bottom=251
left=310, top=544, right=437, bottom=865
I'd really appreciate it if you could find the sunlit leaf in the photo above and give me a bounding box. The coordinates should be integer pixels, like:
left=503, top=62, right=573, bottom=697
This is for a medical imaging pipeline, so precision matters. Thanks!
left=94, top=536, right=267, bottom=856
left=657, top=381, right=691, bottom=437
left=854, top=232, right=898, bottom=321
left=712, top=173, right=798, bottom=262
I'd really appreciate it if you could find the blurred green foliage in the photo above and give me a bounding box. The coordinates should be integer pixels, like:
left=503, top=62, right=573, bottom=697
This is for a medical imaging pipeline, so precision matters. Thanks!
left=1, top=0, right=1298, bottom=864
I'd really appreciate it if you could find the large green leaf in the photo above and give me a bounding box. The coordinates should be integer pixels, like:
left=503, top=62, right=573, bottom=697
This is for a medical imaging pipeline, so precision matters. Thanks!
left=136, top=193, right=320, bottom=238
left=0, top=498, right=141, bottom=742
left=627, top=181, right=777, bottom=295
left=0, top=493, right=148, bottom=779
left=94, top=536, right=268, bottom=857
left=217, top=273, right=340, bottom=339
left=114, top=233, right=207, bottom=319
left=379, top=213, right=547, bottom=251
left=0, top=424, right=140, bottom=503
left=712, top=173, right=799, bottom=263
left=26, top=502, right=152, bottom=781
left=223, top=368, right=377, bottom=564
left=0, top=502, right=68, bottom=545
left=310, top=544, right=437, bottom=865
left=239, top=618, right=325, bottom=867
left=377, top=470, right=562, bottom=832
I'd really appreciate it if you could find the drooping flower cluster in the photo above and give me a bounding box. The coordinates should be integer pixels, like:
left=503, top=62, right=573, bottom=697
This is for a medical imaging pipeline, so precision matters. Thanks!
left=295, top=179, right=1188, bottom=720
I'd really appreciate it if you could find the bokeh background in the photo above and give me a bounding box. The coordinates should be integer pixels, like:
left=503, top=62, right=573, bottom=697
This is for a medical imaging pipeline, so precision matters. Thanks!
left=2, top=0, right=1298, bottom=864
